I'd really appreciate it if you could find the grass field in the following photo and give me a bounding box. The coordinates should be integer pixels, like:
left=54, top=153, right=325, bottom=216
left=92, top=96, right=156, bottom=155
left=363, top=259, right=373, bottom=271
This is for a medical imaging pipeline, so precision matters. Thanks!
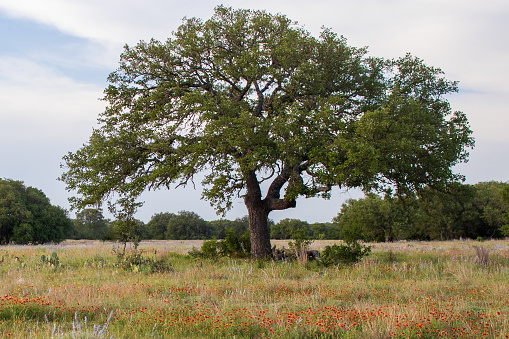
left=1, top=239, right=509, bottom=338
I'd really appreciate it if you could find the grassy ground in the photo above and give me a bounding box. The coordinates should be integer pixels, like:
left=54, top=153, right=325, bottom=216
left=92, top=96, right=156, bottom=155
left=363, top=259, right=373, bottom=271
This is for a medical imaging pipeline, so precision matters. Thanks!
left=0, top=239, right=508, bottom=338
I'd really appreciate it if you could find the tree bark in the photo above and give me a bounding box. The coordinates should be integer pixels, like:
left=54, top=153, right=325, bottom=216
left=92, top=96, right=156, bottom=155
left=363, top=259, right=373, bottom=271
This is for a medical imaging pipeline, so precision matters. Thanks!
left=243, top=167, right=301, bottom=259
left=247, top=203, right=272, bottom=259
left=243, top=170, right=272, bottom=259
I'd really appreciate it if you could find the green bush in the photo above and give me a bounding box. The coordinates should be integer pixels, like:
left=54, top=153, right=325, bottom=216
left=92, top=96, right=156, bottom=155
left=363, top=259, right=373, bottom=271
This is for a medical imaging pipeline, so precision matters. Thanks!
left=191, top=230, right=251, bottom=259
left=193, top=238, right=220, bottom=259
left=321, top=241, right=371, bottom=267
left=218, top=229, right=250, bottom=257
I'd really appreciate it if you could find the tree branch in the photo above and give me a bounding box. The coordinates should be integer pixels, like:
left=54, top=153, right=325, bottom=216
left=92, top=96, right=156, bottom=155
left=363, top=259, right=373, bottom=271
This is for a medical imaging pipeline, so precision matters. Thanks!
left=265, top=164, right=292, bottom=200
left=267, top=198, right=296, bottom=211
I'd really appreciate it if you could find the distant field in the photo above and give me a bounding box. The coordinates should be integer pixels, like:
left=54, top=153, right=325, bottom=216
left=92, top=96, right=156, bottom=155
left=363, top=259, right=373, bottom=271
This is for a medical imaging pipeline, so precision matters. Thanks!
left=1, top=239, right=508, bottom=338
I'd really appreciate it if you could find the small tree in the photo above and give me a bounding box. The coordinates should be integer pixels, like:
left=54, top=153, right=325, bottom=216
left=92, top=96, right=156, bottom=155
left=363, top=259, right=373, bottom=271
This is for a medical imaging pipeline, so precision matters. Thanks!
left=108, top=198, right=142, bottom=255
left=60, top=6, right=473, bottom=258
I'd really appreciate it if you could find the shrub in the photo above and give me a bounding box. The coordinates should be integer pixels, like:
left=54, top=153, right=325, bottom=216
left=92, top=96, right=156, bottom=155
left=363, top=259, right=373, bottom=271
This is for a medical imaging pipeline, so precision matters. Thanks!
left=321, top=241, right=371, bottom=267
left=218, top=229, right=251, bottom=257
left=191, top=238, right=220, bottom=259
left=288, top=229, right=314, bottom=265
left=190, top=230, right=251, bottom=259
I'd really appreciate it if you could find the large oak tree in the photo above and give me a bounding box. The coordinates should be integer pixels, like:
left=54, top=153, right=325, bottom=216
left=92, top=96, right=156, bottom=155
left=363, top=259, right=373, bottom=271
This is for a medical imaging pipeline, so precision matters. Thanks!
left=60, top=6, right=474, bottom=258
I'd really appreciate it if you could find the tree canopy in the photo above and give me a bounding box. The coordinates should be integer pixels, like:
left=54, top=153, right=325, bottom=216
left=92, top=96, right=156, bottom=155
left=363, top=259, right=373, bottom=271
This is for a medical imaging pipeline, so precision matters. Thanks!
left=0, top=179, right=73, bottom=244
left=74, top=208, right=111, bottom=240
left=60, top=6, right=474, bottom=258
left=334, top=181, right=509, bottom=242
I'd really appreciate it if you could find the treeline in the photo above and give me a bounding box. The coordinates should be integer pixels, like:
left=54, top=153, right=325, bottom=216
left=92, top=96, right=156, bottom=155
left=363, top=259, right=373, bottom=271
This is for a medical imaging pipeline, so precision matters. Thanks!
left=0, top=179, right=73, bottom=244
left=1, top=179, right=509, bottom=244
left=73, top=181, right=509, bottom=242
left=336, top=181, right=509, bottom=242
left=73, top=210, right=338, bottom=241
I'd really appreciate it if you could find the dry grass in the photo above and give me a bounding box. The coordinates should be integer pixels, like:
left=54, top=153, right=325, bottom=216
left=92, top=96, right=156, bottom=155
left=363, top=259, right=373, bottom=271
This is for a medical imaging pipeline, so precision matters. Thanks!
left=0, top=239, right=508, bottom=338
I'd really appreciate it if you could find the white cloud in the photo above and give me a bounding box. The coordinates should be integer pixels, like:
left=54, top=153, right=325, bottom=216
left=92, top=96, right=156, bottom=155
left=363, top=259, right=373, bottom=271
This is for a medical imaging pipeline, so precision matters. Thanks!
left=0, top=0, right=214, bottom=45
left=0, top=0, right=508, bottom=220
left=2, top=0, right=507, bottom=94
left=0, top=56, right=104, bottom=142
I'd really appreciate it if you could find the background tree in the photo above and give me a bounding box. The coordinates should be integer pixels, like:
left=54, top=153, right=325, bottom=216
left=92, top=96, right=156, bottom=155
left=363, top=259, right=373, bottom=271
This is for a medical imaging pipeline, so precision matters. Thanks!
left=210, top=216, right=250, bottom=239
left=334, top=194, right=401, bottom=242
left=333, top=182, right=509, bottom=242
left=146, top=212, right=176, bottom=240
left=164, top=211, right=213, bottom=240
left=472, top=181, right=509, bottom=238
left=309, top=222, right=341, bottom=240
left=0, top=179, right=73, bottom=244
left=0, top=179, right=24, bottom=243
left=416, top=183, right=479, bottom=240
left=60, top=6, right=474, bottom=258
left=74, top=208, right=111, bottom=239
left=270, top=218, right=310, bottom=239
left=501, top=185, right=509, bottom=236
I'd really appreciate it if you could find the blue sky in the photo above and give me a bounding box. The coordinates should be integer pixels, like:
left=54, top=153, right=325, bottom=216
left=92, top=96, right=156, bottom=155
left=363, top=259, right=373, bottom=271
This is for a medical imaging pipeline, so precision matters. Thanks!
left=1, top=0, right=508, bottom=223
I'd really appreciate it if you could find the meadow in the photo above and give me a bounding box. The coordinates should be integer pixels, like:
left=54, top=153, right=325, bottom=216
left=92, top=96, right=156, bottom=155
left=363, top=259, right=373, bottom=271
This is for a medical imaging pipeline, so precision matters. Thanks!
left=1, top=239, right=508, bottom=338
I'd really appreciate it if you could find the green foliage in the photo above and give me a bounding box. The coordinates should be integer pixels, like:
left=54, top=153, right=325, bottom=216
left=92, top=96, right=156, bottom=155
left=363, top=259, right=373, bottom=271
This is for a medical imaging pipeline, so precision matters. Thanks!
left=146, top=212, right=176, bottom=240
left=494, top=184, right=509, bottom=237
left=218, top=229, right=251, bottom=257
left=309, top=222, right=341, bottom=240
left=210, top=216, right=250, bottom=239
left=416, top=182, right=509, bottom=240
left=417, top=183, right=479, bottom=240
left=0, top=178, right=73, bottom=244
left=334, top=193, right=418, bottom=242
left=192, top=230, right=251, bottom=259
left=320, top=241, right=371, bottom=267
left=74, top=208, right=112, bottom=240
left=110, top=218, right=146, bottom=251
left=334, top=181, right=509, bottom=242
left=271, top=219, right=310, bottom=239
left=288, top=229, right=313, bottom=252
left=164, top=211, right=214, bottom=240
left=271, top=219, right=340, bottom=240
left=60, top=6, right=473, bottom=259
left=473, top=182, right=509, bottom=234
left=193, top=238, right=220, bottom=259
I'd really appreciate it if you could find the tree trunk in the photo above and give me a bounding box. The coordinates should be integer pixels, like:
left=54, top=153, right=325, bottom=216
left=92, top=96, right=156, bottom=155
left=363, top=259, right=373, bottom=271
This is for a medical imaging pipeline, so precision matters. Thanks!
left=247, top=203, right=272, bottom=259
left=243, top=168, right=298, bottom=259
left=243, top=170, right=272, bottom=259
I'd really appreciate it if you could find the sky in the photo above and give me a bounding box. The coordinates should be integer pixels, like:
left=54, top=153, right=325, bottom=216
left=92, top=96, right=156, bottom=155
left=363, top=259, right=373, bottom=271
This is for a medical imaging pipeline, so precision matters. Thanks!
left=1, top=0, right=508, bottom=223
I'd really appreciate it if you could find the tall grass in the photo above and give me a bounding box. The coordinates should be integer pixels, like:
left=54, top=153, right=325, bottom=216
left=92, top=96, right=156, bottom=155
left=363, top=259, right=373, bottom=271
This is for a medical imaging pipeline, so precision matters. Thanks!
left=0, top=239, right=508, bottom=338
